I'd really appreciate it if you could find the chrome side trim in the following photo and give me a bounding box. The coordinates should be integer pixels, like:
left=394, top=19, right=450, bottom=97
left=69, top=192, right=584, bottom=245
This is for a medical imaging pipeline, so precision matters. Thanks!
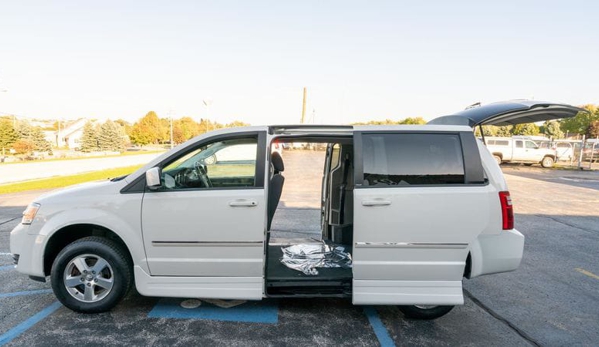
left=152, top=241, right=263, bottom=247
left=354, top=242, right=468, bottom=249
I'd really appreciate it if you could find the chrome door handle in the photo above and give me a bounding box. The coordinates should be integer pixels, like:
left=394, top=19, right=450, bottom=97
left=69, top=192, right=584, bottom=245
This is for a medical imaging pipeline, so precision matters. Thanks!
left=361, top=199, right=391, bottom=206
left=229, top=199, right=258, bottom=207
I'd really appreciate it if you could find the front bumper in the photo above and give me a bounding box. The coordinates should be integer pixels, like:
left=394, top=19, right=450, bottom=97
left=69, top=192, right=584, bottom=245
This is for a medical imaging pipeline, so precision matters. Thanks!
left=10, top=223, right=46, bottom=278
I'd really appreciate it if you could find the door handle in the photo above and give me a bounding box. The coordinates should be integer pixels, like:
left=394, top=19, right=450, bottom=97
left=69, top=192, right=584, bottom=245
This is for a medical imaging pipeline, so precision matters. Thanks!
left=361, top=199, right=391, bottom=207
left=229, top=199, right=258, bottom=207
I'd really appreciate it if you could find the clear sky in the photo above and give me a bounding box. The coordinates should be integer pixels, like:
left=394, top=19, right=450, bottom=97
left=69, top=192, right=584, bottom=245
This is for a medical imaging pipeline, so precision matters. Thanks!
left=0, top=1, right=598, bottom=125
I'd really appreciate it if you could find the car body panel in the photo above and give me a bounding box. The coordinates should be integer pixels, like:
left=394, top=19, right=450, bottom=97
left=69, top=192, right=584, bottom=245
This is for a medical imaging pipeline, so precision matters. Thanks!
left=10, top=101, right=532, bottom=308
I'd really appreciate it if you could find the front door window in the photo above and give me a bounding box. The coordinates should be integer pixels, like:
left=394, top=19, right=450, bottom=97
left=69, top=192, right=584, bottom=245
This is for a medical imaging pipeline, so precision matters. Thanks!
left=161, top=138, right=257, bottom=190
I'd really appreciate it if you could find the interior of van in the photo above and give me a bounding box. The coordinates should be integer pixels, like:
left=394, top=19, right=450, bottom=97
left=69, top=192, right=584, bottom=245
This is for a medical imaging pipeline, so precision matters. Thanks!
left=265, top=137, right=355, bottom=297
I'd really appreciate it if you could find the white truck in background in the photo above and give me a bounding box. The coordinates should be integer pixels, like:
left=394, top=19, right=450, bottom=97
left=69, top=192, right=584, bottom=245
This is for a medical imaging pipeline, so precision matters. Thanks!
left=485, top=136, right=557, bottom=167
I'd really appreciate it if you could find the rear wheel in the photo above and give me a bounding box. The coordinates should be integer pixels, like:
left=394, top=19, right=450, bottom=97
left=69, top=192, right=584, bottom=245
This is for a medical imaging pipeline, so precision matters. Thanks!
left=541, top=156, right=554, bottom=168
left=398, top=305, right=454, bottom=320
left=493, top=155, right=502, bottom=165
left=51, top=236, right=132, bottom=313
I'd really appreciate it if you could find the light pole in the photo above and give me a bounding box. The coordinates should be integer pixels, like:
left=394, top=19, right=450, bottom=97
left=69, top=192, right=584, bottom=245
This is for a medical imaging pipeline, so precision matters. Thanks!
left=203, top=99, right=213, bottom=131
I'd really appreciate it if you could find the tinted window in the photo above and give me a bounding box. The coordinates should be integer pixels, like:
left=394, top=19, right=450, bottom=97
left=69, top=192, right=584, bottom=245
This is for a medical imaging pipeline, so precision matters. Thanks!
left=515, top=140, right=523, bottom=148
left=496, top=140, right=509, bottom=146
left=362, top=133, right=465, bottom=185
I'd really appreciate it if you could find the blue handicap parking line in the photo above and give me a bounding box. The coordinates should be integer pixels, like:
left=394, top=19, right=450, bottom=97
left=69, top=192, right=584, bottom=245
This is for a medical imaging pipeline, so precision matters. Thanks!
left=148, top=298, right=279, bottom=324
left=0, top=265, right=15, bottom=272
left=363, top=306, right=395, bottom=347
left=0, top=289, right=53, bottom=299
left=0, top=301, right=62, bottom=347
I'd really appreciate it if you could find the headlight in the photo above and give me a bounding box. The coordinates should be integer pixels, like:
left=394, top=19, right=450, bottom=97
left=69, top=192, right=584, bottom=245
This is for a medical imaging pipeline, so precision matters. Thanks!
left=22, top=203, right=41, bottom=225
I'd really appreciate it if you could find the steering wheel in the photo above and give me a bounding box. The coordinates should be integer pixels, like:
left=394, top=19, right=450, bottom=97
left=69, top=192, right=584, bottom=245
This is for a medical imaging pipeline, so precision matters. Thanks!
left=194, top=161, right=212, bottom=188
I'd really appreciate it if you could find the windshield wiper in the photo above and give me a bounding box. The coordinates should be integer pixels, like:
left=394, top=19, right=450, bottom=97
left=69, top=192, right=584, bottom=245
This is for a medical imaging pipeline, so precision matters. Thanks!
left=110, top=175, right=128, bottom=182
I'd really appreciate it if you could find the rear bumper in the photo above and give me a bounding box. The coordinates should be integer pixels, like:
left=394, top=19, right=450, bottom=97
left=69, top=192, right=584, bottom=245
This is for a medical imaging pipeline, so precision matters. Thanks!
left=469, top=229, right=524, bottom=278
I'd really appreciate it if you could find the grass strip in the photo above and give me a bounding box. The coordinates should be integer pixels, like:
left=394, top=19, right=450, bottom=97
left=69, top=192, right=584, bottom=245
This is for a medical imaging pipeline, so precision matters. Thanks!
left=0, top=165, right=143, bottom=194
left=0, top=150, right=165, bottom=165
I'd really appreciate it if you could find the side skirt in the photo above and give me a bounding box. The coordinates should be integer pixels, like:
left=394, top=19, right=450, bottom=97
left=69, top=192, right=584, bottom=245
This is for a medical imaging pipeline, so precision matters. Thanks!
left=134, top=266, right=263, bottom=300
left=352, top=280, right=464, bottom=305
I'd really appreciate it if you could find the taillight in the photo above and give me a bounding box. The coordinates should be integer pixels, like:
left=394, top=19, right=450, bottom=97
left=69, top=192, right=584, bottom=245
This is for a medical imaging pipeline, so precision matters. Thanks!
left=499, top=191, right=514, bottom=230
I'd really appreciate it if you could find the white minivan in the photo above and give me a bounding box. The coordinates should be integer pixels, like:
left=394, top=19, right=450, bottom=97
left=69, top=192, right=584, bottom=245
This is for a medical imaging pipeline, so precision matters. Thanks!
left=10, top=100, right=583, bottom=320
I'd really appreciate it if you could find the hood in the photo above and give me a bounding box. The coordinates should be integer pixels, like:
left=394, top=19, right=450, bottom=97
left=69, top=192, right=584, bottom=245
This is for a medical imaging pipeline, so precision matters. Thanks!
left=35, top=179, right=123, bottom=203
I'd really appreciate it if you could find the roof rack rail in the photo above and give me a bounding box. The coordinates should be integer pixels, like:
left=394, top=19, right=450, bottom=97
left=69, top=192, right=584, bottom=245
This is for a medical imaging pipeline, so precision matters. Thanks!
left=269, top=124, right=353, bottom=135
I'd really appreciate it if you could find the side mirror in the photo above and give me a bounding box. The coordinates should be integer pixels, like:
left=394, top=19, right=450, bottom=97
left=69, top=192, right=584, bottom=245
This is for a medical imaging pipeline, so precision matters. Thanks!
left=145, top=167, right=162, bottom=189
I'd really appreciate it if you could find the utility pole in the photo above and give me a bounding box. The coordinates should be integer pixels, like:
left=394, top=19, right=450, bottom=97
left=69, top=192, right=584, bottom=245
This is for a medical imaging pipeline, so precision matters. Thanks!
left=169, top=112, right=174, bottom=149
left=300, top=87, right=307, bottom=124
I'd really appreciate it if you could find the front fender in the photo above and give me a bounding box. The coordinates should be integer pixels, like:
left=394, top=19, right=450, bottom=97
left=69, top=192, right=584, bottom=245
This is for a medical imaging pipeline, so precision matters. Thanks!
left=36, top=207, right=149, bottom=276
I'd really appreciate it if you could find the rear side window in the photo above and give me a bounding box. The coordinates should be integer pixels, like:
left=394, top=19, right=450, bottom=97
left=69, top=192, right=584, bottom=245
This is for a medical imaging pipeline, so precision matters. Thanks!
left=496, top=140, right=509, bottom=146
left=361, top=133, right=465, bottom=186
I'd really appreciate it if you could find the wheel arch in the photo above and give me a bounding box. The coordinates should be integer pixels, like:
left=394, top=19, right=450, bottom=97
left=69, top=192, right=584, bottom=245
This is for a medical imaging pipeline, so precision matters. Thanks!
left=44, top=224, right=133, bottom=276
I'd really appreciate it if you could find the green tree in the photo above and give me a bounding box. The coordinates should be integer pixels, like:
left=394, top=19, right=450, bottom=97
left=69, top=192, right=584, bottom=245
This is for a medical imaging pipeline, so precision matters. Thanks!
left=114, top=119, right=131, bottom=134
left=493, top=125, right=513, bottom=137
left=17, top=121, right=33, bottom=140
left=177, top=117, right=200, bottom=140
left=31, top=127, right=52, bottom=152
left=512, top=123, right=540, bottom=136
left=399, top=117, right=426, bottom=125
left=197, top=118, right=220, bottom=134
left=80, top=121, right=100, bottom=152
left=560, top=105, right=599, bottom=135
left=0, top=118, right=19, bottom=155
left=542, top=120, right=564, bottom=139
left=130, top=111, right=164, bottom=145
left=475, top=126, right=497, bottom=137
left=98, top=120, right=125, bottom=152
left=225, top=120, right=251, bottom=128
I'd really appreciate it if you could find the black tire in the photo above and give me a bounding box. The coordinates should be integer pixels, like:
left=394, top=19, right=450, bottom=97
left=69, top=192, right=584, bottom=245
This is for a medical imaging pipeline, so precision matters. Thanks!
left=398, top=305, right=454, bottom=320
left=51, top=236, right=132, bottom=313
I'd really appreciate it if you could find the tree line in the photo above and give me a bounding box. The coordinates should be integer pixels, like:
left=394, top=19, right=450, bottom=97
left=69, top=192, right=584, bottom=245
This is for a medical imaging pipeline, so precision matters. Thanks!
left=475, top=104, right=599, bottom=139
left=0, top=117, right=52, bottom=156
left=2, top=104, right=598, bottom=157
left=80, top=112, right=250, bottom=152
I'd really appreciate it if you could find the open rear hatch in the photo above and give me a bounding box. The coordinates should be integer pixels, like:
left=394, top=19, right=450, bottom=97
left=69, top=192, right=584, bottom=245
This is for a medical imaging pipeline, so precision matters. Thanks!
left=428, top=100, right=586, bottom=127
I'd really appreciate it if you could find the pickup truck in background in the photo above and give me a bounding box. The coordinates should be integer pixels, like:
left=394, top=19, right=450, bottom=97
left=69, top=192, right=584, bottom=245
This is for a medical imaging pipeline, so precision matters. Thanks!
left=485, top=136, right=557, bottom=167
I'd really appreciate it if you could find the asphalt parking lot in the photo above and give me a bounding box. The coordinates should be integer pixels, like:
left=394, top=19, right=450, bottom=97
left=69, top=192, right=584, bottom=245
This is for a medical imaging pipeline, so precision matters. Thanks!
left=1, top=152, right=598, bottom=346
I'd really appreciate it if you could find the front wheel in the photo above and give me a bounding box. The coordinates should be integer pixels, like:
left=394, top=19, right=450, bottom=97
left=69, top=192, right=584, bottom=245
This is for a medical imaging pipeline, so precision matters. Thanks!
left=51, top=236, right=132, bottom=313
left=541, top=156, right=555, bottom=168
left=398, top=305, right=454, bottom=320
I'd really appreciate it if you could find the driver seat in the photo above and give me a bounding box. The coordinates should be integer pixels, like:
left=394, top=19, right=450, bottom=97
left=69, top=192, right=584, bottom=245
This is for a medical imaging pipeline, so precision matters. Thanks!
left=267, top=152, right=285, bottom=230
